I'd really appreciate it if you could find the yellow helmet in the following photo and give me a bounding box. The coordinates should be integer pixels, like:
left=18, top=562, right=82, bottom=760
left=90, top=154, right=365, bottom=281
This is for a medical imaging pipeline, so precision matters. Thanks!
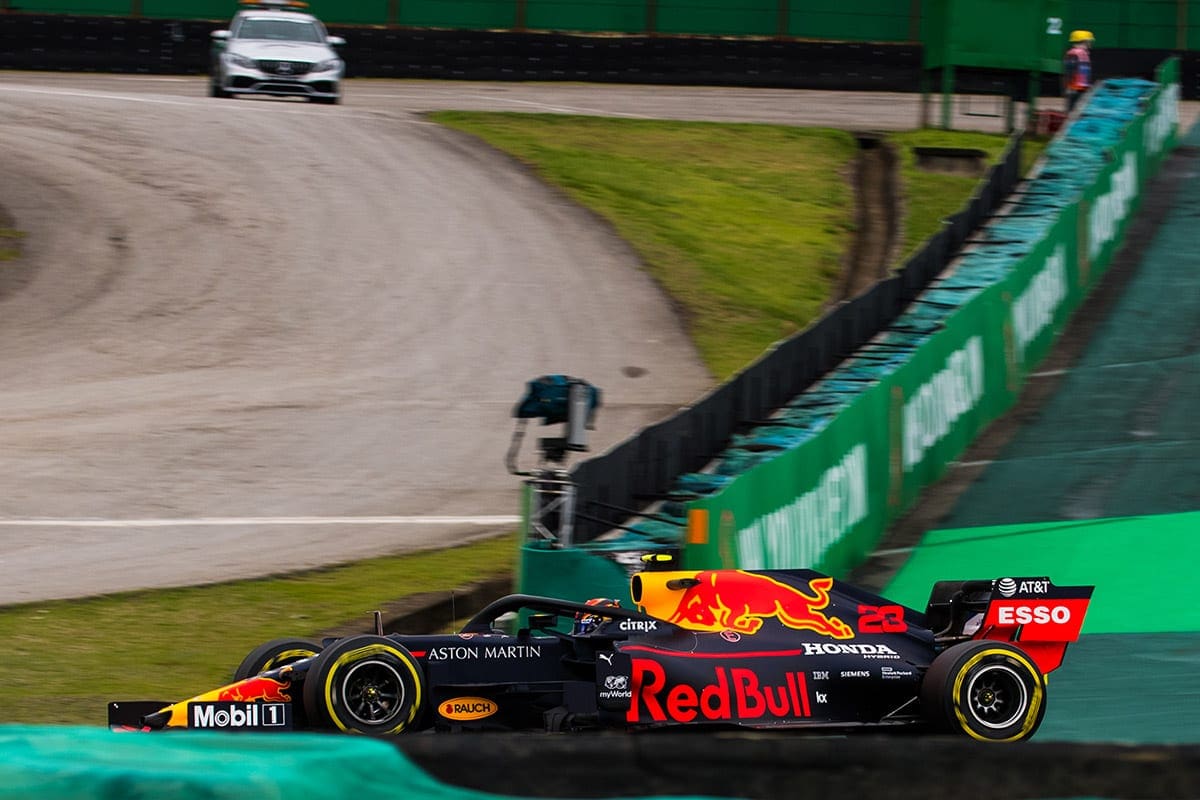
left=1069, top=30, right=1095, bottom=43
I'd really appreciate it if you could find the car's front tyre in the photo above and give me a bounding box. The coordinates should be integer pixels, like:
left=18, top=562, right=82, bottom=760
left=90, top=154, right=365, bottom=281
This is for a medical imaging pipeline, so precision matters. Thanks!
left=920, top=640, right=1046, bottom=742
left=302, top=635, right=424, bottom=734
left=209, top=79, right=230, bottom=99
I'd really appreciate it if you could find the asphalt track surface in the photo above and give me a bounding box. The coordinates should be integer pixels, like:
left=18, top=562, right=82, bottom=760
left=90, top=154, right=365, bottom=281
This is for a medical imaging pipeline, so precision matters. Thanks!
left=1, top=74, right=1197, bottom=606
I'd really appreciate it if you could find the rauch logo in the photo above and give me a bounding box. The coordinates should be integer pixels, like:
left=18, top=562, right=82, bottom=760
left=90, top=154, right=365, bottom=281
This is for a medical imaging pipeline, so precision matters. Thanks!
left=439, top=697, right=498, bottom=721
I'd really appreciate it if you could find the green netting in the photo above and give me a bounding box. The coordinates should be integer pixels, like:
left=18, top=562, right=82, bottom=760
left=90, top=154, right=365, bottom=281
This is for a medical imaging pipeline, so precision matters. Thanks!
left=0, top=726, right=476, bottom=800
left=883, top=510, right=1200, bottom=635
left=0, top=725, right=733, bottom=799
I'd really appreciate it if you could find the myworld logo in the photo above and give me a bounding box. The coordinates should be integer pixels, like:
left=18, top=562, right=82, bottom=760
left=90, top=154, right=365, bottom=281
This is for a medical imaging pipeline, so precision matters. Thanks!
left=736, top=444, right=867, bottom=569
left=1088, top=151, right=1138, bottom=263
left=901, top=336, right=985, bottom=471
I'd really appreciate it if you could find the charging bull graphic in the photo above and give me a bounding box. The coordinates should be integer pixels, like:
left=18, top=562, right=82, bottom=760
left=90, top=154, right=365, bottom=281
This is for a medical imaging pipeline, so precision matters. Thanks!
left=635, top=570, right=854, bottom=638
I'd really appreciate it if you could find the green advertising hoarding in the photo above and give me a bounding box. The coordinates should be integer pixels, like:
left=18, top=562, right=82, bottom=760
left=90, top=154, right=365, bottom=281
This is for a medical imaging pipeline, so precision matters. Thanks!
left=684, top=384, right=892, bottom=577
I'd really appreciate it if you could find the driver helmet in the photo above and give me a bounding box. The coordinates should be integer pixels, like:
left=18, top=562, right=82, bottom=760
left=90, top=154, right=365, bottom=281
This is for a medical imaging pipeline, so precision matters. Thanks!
left=573, top=598, right=621, bottom=635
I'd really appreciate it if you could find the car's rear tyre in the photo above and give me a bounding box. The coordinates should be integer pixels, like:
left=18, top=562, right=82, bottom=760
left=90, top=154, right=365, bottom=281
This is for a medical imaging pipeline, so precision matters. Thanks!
left=302, top=635, right=424, bottom=734
left=920, top=640, right=1046, bottom=742
left=233, top=637, right=323, bottom=681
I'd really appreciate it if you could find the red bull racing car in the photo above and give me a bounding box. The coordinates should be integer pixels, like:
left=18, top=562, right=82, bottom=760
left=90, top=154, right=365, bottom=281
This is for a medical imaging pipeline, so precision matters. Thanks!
left=108, top=566, right=1092, bottom=742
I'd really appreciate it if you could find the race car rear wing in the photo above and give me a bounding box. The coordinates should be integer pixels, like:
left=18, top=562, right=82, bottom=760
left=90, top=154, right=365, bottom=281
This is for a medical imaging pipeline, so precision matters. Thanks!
left=925, top=577, right=1094, bottom=674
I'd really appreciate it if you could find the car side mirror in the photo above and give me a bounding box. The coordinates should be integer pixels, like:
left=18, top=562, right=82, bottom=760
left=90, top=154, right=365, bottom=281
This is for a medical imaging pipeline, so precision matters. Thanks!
left=211, top=30, right=230, bottom=41
left=327, top=35, right=346, bottom=47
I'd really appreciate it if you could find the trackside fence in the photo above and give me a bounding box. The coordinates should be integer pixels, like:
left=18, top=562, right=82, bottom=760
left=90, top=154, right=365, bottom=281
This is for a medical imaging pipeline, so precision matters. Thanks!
left=681, top=59, right=1180, bottom=576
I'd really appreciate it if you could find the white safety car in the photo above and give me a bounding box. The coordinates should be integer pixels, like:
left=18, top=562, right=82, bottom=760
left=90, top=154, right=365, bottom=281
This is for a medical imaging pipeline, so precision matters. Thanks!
left=209, top=0, right=345, bottom=104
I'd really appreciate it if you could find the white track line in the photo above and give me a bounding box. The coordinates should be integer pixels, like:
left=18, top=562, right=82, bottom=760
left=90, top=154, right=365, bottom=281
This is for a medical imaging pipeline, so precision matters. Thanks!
left=460, top=93, right=653, bottom=118
left=0, top=516, right=519, bottom=527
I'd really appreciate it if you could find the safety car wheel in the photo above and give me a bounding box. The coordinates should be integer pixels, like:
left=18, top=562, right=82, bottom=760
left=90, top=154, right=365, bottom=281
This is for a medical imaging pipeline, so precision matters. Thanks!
left=208, top=80, right=230, bottom=99
left=302, top=635, right=424, bottom=734
left=233, top=637, right=323, bottom=681
left=920, top=640, right=1046, bottom=742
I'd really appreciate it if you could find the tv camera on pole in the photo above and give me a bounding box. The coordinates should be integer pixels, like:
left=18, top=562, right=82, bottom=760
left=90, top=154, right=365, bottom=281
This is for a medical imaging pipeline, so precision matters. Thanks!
left=506, top=375, right=601, bottom=548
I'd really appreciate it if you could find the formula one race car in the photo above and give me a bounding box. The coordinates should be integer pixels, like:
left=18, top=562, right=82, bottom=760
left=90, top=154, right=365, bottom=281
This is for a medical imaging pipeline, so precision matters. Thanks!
left=108, top=566, right=1092, bottom=742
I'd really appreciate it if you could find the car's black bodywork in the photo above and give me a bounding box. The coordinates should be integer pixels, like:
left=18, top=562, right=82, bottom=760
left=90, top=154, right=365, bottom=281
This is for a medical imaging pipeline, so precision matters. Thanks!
left=108, top=568, right=1092, bottom=742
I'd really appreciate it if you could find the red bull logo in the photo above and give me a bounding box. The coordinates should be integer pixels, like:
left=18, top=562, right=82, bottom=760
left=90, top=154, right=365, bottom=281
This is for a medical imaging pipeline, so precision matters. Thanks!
left=636, top=570, right=854, bottom=638
left=216, top=676, right=292, bottom=704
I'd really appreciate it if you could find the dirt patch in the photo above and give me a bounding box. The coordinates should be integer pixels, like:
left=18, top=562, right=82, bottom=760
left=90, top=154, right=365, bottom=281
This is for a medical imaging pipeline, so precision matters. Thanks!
left=838, top=135, right=899, bottom=300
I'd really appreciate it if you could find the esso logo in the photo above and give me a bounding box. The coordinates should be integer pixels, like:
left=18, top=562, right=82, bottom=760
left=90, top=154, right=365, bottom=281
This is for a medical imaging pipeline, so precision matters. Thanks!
left=997, top=605, right=1071, bottom=625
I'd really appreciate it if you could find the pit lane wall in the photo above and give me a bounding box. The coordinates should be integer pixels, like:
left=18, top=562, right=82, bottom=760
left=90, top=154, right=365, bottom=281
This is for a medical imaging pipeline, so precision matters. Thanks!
left=683, top=60, right=1181, bottom=575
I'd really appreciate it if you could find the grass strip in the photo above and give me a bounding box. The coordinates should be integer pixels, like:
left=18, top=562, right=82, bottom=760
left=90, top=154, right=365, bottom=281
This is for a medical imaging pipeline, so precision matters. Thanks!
left=0, top=533, right=516, bottom=725
left=432, top=113, right=859, bottom=380
left=888, top=129, right=1044, bottom=262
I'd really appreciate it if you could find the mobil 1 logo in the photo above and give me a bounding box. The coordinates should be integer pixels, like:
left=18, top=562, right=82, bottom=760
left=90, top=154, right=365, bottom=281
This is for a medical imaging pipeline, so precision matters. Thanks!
left=189, top=701, right=292, bottom=730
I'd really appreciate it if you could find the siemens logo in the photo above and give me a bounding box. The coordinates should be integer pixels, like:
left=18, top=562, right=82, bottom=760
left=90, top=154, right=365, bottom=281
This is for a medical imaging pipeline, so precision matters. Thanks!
left=902, top=336, right=985, bottom=471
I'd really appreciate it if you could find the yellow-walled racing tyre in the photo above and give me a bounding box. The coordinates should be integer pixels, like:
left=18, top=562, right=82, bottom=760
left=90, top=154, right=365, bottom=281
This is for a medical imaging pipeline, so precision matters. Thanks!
left=302, top=635, right=425, bottom=735
left=920, top=640, right=1046, bottom=742
left=233, top=638, right=323, bottom=681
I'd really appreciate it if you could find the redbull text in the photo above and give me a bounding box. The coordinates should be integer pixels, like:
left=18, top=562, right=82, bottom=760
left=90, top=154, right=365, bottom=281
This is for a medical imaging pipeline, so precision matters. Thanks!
left=627, top=659, right=811, bottom=724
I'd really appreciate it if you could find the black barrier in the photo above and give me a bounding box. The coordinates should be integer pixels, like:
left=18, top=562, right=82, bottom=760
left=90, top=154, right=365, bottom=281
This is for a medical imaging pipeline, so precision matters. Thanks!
left=567, top=134, right=1023, bottom=541
left=394, top=733, right=1200, bottom=800
left=2, top=15, right=1196, bottom=97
